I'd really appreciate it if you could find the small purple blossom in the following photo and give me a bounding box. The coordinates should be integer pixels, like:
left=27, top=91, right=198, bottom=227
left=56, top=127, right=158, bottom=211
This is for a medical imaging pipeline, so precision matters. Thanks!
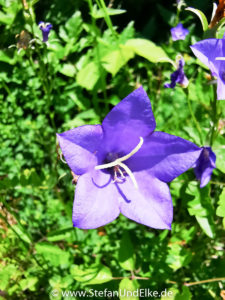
left=171, top=23, right=189, bottom=41
left=194, top=147, right=216, bottom=188
left=38, top=21, right=52, bottom=42
left=164, top=58, right=189, bottom=88
left=57, top=87, right=202, bottom=230
left=191, top=38, right=225, bottom=100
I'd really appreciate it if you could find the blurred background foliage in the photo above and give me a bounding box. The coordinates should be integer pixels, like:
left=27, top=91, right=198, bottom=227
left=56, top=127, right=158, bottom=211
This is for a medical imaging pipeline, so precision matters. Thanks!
left=0, top=0, right=225, bottom=299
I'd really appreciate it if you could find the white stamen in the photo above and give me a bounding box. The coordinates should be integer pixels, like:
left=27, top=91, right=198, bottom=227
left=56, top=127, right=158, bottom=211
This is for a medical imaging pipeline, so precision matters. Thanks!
left=112, top=169, right=124, bottom=183
left=118, top=162, right=138, bottom=189
left=95, top=137, right=143, bottom=189
left=95, top=137, right=143, bottom=170
left=118, top=168, right=125, bottom=178
left=119, top=137, right=144, bottom=162
left=215, top=57, right=225, bottom=61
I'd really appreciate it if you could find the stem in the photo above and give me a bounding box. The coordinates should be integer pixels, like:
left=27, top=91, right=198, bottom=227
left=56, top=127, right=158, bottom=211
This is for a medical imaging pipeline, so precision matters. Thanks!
left=1, top=81, right=11, bottom=95
left=210, top=180, right=225, bottom=186
left=185, top=89, right=203, bottom=145
left=209, top=85, right=219, bottom=146
left=112, top=276, right=150, bottom=281
left=168, top=277, right=225, bottom=287
left=96, top=0, right=117, bottom=37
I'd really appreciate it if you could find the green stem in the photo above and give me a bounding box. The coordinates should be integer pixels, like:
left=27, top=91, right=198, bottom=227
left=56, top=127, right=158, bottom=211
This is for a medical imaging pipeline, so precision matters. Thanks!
left=186, top=91, right=203, bottom=145
left=209, top=86, right=219, bottom=146
left=1, top=81, right=11, bottom=95
left=168, top=277, right=225, bottom=287
left=96, top=0, right=117, bottom=37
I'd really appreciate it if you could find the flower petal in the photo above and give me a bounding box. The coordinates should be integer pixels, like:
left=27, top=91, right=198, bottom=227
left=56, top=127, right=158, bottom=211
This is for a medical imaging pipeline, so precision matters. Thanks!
left=194, top=147, right=216, bottom=188
left=102, top=86, right=156, bottom=154
left=171, top=23, right=189, bottom=41
left=127, top=131, right=202, bottom=182
left=190, top=39, right=224, bottom=74
left=118, top=171, right=172, bottom=229
left=57, top=125, right=103, bottom=175
left=73, top=170, right=120, bottom=229
left=217, top=73, right=225, bottom=100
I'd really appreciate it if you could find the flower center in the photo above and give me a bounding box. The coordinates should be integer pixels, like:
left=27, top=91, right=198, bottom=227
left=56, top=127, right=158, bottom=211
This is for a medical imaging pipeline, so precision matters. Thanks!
left=95, top=137, right=144, bottom=189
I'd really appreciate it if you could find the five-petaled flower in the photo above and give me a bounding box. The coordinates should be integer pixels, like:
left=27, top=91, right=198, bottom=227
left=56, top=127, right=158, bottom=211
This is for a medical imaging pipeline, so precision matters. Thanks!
left=164, top=58, right=189, bottom=88
left=38, top=21, right=52, bottom=42
left=171, top=23, right=189, bottom=41
left=57, top=87, right=202, bottom=230
left=191, top=37, right=225, bottom=100
left=194, top=147, right=216, bottom=188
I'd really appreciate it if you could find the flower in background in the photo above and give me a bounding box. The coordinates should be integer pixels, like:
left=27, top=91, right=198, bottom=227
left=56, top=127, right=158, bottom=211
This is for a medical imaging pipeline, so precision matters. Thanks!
left=38, top=22, right=52, bottom=42
left=171, top=23, right=189, bottom=41
left=194, top=147, right=216, bottom=188
left=57, top=87, right=201, bottom=230
left=191, top=38, right=225, bottom=100
left=164, top=58, right=189, bottom=88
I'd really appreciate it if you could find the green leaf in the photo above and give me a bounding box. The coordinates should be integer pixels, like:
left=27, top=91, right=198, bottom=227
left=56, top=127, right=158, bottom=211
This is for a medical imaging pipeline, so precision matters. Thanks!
left=91, top=5, right=126, bottom=19
left=70, top=264, right=112, bottom=285
left=0, top=50, right=16, bottom=65
left=19, top=277, right=38, bottom=291
left=76, top=62, right=100, bottom=90
left=0, top=265, right=20, bottom=290
left=49, top=275, right=74, bottom=289
left=186, top=182, right=215, bottom=238
left=11, top=224, right=31, bottom=244
left=47, top=226, right=74, bottom=242
left=118, top=231, right=135, bottom=271
left=166, top=243, right=192, bottom=271
left=125, top=38, right=173, bottom=64
left=216, top=188, right=225, bottom=217
left=175, top=286, right=192, bottom=300
left=35, top=243, right=71, bottom=267
left=59, top=11, right=83, bottom=42
left=101, top=45, right=134, bottom=76
left=186, top=7, right=208, bottom=31
left=214, top=147, right=225, bottom=173
left=119, top=278, right=139, bottom=300
left=59, top=64, right=76, bottom=77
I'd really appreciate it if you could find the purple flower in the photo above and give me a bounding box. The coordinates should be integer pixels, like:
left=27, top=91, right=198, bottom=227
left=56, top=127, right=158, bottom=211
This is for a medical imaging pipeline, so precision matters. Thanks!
left=38, top=21, right=52, bottom=42
left=164, top=58, right=189, bottom=88
left=171, top=23, right=189, bottom=41
left=194, top=147, right=216, bottom=188
left=190, top=38, right=225, bottom=100
left=57, top=87, right=201, bottom=230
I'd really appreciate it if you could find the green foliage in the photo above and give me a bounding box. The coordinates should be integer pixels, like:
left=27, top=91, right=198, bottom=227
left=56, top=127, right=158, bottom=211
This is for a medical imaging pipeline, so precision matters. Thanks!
left=118, top=231, right=136, bottom=271
left=0, top=0, right=225, bottom=299
left=186, top=7, right=208, bottom=31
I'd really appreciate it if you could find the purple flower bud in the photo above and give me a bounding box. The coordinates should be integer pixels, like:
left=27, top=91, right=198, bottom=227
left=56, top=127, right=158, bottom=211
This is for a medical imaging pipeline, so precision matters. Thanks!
left=164, top=58, right=189, bottom=88
left=38, top=21, right=53, bottom=42
left=194, top=147, right=216, bottom=188
left=171, top=23, right=189, bottom=41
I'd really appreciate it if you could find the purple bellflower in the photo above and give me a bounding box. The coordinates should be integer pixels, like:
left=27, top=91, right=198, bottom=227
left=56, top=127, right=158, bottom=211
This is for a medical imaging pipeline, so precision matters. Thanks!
left=194, top=147, right=216, bottom=188
left=57, top=87, right=202, bottom=230
left=191, top=37, right=225, bottom=100
left=164, top=58, right=189, bottom=88
left=171, top=23, right=189, bottom=41
left=38, top=22, right=52, bottom=42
